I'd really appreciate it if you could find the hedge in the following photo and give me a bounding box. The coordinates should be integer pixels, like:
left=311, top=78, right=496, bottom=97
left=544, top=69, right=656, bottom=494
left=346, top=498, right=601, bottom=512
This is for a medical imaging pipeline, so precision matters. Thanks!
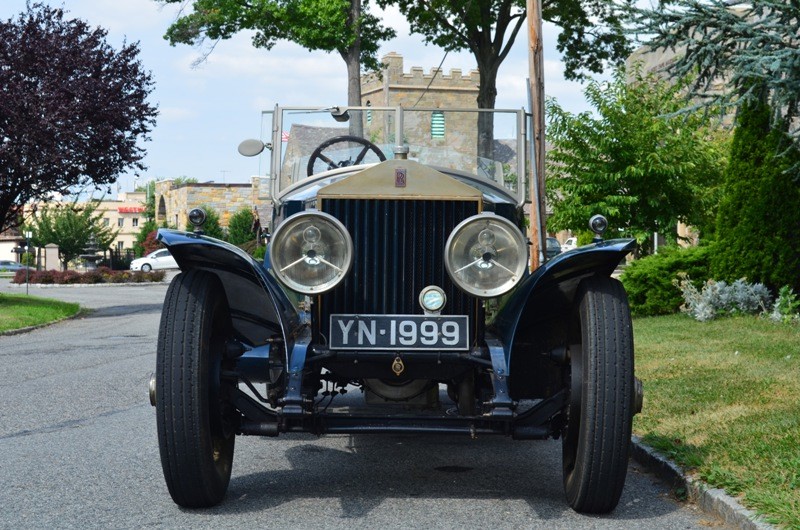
left=620, top=245, right=712, bottom=316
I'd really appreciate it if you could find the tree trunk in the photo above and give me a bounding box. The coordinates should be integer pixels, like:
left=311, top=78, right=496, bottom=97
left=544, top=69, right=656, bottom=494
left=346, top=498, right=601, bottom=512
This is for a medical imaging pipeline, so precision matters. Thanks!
left=476, top=64, right=498, bottom=164
left=343, top=0, right=363, bottom=138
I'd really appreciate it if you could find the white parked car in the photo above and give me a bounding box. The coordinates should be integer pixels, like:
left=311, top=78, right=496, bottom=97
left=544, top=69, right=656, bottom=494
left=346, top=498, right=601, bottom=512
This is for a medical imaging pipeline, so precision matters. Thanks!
left=561, top=236, right=578, bottom=252
left=130, top=249, right=178, bottom=272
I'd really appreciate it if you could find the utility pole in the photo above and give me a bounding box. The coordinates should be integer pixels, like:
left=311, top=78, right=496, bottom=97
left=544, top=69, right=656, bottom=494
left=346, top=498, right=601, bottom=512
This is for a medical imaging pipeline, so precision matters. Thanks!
left=527, top=0, right=546, bottom=270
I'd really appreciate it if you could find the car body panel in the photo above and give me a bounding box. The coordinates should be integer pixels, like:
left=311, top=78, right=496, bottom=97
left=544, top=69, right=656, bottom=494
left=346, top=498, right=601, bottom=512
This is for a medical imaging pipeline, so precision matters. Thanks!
left=156, top=229, right=301, bottom=351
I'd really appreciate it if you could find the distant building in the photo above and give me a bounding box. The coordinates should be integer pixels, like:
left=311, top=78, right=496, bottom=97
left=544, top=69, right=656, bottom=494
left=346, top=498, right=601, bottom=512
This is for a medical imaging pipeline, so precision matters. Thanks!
left=21, top=192, right=148, bottom=252
left=362, top=52, right=480, bottom=109
left=154, top=177, right=271, bottom=232
left=0, top=227, right=26, bottom=262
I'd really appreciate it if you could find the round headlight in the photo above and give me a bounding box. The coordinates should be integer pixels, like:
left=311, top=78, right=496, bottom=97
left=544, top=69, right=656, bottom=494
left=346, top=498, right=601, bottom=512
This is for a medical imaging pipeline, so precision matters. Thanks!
left=444, top=213, right=528, bottom=298
left=269, top=211, right=353, bottom=294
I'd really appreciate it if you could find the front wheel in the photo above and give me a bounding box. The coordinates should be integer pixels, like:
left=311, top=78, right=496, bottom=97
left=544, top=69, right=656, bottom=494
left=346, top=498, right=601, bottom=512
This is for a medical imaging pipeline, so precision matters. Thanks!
left=155, top=269, right=237, bottom=507
left=562, top=275, right=635, bottom=513
left=141, top=263, right=152, bottom=272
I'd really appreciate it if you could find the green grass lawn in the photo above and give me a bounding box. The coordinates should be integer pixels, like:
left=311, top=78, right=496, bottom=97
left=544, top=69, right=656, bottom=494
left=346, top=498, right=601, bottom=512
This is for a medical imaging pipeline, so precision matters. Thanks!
left=633, top=314, right=800, bottom=528
left=0, top=293, right=81, bottom=333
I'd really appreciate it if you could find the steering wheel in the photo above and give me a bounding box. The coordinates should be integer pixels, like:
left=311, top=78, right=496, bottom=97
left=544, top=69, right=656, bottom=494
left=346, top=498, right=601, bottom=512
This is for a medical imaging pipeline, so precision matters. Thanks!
left=306, top=135, right=386, bottom=176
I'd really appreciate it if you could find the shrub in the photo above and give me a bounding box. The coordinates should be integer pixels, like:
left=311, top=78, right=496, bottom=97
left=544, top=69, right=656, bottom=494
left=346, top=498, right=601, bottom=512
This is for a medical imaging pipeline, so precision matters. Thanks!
left=80, top=270, right=104, bottom=284
left=32, top=270, right=55, bottom=284
left=59, top=270, right=82, bottom=284
left=620, top=245, right=712, bottom=316
left=252, top=244, right=266, bottom=261
left=675, top=274, right=772, bottom=322
left=227, top=208, right=256, bottom=246
left=10, top=268, right=166, bottom=284
left=770, top=286, right=800, bottom=324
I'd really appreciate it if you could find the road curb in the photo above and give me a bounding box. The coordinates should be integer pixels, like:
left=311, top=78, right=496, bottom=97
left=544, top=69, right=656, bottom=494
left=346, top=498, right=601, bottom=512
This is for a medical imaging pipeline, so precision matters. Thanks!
left=631, top=436, right=774, bottom=529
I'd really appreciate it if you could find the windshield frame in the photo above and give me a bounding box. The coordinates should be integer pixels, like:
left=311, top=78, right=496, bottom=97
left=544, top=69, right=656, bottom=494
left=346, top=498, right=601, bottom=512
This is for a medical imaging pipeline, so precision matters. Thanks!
left=263, top=105, right=528, bottom=206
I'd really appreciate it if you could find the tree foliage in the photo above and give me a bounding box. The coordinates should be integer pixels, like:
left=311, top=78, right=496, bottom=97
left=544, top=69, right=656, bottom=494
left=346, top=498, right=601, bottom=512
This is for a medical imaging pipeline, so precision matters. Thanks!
left=545, top=65, right=726, bottom=252
left=0, top=4, right=157, bottom=233
left=378, top=0, right=633, bottom=155
left=227, top=207, right=256, bottom=246
left=135, top=180, right=157, bottom=221
left=157, top=0, right=395, bottom=107
left=29, top=199, right=119, bottom=270
left=383, top=0, right=631, bottom=81
left=632, top=0, right=800, bottom=149
left=711, top=96, right=800, bottom=292
left=133, top=219, right=159, bottom=257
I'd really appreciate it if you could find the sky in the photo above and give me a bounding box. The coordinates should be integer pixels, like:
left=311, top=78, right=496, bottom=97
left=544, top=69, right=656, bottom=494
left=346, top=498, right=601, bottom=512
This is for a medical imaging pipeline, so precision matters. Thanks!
left=1, top=0, right=604, bottom=196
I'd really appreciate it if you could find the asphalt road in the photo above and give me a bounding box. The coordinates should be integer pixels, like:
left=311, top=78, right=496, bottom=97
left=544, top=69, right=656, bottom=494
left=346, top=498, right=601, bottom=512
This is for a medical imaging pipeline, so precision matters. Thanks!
left=0, top=278, right=727, bottom=529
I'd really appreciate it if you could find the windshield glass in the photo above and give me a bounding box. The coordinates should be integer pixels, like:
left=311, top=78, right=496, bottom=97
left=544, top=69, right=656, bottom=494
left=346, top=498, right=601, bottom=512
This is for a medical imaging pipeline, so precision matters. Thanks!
left=261, top=106, right=527, bottom=204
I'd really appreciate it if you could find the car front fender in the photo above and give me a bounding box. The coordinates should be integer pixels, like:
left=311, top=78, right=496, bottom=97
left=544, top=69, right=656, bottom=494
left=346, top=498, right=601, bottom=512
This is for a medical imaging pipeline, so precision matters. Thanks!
left=157, top=229, right=301, bottom=348
left=490, top=238, right=637, bottom=399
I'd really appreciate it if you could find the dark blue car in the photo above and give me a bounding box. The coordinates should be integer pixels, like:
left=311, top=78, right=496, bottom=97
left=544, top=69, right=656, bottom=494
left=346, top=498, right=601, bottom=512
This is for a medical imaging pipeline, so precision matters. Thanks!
left=150, top=106, right=640, bottom=513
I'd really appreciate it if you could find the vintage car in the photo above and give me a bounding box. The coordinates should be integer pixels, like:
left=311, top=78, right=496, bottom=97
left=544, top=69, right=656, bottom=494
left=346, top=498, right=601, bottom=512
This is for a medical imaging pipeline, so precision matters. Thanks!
left=149, top=105, right=641, bottom=513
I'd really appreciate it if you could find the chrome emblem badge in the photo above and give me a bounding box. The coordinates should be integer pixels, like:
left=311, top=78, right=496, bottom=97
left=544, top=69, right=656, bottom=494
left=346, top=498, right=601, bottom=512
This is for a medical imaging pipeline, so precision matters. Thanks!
left=394, top=167, right=407, bottom=188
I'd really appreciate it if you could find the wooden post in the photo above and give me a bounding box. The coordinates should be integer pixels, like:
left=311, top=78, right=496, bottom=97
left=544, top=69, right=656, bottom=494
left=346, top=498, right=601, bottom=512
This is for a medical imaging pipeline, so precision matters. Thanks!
left=527, top=0, right=546, bottom=270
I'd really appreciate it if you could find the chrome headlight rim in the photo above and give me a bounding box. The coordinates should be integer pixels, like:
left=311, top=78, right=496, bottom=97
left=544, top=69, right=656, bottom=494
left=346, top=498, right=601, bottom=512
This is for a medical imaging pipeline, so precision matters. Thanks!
left=444, top=212, right=528, bottom=299
left=268, top=210, right=353, bottom=295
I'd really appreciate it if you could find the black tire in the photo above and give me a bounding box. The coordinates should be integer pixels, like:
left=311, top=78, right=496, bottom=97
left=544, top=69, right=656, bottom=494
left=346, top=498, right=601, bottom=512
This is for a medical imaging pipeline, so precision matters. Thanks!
left=562, top=275, right=634, bottom=513
left=156, top=270, right=236, bottom=507
left=141, top=263, right=152, bottom=272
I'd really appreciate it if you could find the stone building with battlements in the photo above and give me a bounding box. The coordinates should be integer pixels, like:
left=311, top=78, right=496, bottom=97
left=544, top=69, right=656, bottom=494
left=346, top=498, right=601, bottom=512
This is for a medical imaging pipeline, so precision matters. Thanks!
left=154, top=177, right=272, bottom=232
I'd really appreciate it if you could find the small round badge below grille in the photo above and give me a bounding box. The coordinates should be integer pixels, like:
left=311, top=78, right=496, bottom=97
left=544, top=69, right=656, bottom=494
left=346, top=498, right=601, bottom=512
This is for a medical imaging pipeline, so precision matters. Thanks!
left=419, top=285, right=446, bottom=313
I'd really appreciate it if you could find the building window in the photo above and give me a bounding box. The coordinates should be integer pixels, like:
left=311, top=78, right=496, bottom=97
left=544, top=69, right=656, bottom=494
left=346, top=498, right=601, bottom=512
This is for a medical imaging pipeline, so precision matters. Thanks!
left=103, top=218, right=109, bottom=226
left=117, top=218, right=124, bottom=227
left=117, top=241, right=124, bottom=251
left=431, top=111, right=445, bottom=138
left=132, top=218, right=139, bottom=228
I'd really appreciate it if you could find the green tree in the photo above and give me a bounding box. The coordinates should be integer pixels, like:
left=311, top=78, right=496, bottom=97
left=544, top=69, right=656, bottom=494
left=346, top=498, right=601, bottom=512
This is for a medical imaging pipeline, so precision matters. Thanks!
left=135, top=180, right=157, bottom=221
left=171, top=176, right=198, bottom=187
left=711, top=95, right=800, bottom=292
left=156, top=0, right=395, bottom=111
left=30, top=199, right=119, bottom=270
left=545, top=65, right=726, bottom=253
left=227, top=207, right=256, bottom=246
left=378, top=0, right=633, bottom=156
left=632, top=0, right=800, bottom=153
left=185, top=205, right=224, bottom=240
left=133, top=218, right=159, bottom=257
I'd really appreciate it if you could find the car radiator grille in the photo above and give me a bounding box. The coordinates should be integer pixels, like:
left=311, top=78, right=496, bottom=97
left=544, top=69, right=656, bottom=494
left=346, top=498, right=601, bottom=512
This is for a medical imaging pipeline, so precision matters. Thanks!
left=319, top=198, right=481, bottom=346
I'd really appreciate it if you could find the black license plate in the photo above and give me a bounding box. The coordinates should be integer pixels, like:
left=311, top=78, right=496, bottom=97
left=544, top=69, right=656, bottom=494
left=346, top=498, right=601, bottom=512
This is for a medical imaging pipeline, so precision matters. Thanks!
left=329, top=314, right=469, bottom=351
